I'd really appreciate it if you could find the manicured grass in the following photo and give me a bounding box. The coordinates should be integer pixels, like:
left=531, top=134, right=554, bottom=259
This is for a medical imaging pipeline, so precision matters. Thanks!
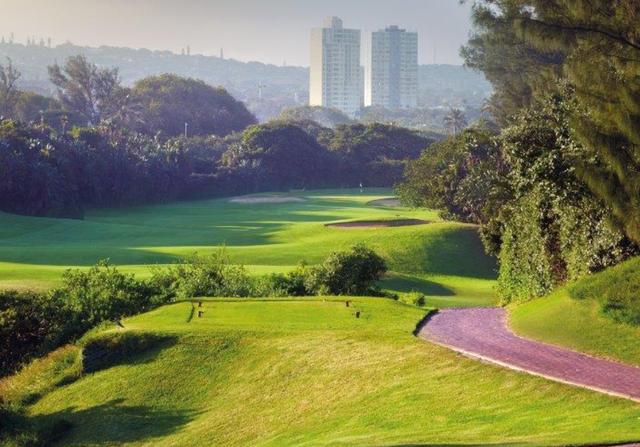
left=0, top=189, right=497, bottom=307
left=12, top=298, right=640, bottom=446
left=510, top=287, right=640, bottom=366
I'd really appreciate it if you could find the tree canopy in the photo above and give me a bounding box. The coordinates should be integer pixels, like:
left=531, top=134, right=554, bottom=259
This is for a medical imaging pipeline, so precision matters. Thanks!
left=131, top=74, right=256, bottom=138
left=463, top=0, right=640, bottom=243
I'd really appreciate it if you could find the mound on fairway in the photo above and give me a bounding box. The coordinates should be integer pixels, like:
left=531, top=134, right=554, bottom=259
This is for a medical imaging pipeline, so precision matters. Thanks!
left=326, top=219, right=430, bottom=228
left=368, top=198, right=402, bottom=207
left=8, top=298, right=640, bottom=446
left=228, top=195, right=306, bottom=204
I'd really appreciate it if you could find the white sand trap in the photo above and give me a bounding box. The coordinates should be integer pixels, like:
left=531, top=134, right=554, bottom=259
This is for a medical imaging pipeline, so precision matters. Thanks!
left=368, top=198, right=402, bottom=207
left=229, top=195, right=306, bottom=204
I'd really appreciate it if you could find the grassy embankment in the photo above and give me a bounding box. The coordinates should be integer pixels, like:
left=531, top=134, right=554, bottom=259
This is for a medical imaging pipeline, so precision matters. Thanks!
left=0, top=189, right=496, bottom=308
left=3, top=297, right=640, bottom=446
left=511, top=257, right=640, bottom=365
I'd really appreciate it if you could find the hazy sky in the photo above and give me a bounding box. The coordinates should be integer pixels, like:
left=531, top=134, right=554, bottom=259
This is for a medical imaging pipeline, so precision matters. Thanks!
left=0, top=0, right=474, bottom=66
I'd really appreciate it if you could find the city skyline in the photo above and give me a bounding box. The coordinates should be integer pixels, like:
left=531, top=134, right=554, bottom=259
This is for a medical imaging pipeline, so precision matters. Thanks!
left=0, top=0, right=473, bottom=66
left=369, top=25, right=418, bottom=109
left=309, top=17, right=363, bottom=116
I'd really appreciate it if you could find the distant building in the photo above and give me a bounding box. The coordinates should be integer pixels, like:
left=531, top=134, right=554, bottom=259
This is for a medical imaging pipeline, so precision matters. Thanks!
left=369, top=25, right=418, bottom=109
left=309, top=17, right=362, bottom=117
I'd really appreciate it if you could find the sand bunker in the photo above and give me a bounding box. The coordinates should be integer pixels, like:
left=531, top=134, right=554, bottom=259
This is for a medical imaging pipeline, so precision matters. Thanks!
left=229, top=195, right=306, bottom=204
left=368, top=198, right=402, bottom=207
left=326, top=219, right=429, bottom=229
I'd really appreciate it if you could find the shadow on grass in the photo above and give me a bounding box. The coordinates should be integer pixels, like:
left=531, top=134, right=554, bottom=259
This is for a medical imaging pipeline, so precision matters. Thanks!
left=380, top=274, right=455, bottom=296
left=32, top=398, right=199, bottom=446
left=82, top=333, right=179, bottom=374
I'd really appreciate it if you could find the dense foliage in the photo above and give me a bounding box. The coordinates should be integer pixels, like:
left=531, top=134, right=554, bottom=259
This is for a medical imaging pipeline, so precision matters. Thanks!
left=221, top=122, right=335, bottom=192
left=464, top=0, right=640, bottom=244
left=322, top=123, right=433, bottom=187
left=0, top=120, right=230, bottom=217
left=397, top=127, right=505, bottom=224
left=0, top=115, right=432, bottom=218
left=0, top=244, right=387, bottom=377
left=398, top=92, right=637, bottom=303
left=131, top=74, right=257, bottom=138
left=399, top=1, right=640, bottom=305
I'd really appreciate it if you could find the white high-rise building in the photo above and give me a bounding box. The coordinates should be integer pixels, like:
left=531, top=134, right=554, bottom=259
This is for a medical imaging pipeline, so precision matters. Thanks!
left=369, top=26, right=418, bottom=109
left=310, top=17, right=362, bottom=117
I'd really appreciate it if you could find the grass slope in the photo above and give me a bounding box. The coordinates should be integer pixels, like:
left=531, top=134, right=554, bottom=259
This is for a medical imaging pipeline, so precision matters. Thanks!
left=0, top=189, right=497, bottom=307
left=510, top=257, right=640, bottom=366
left=10, top=298, right=640, bottom=446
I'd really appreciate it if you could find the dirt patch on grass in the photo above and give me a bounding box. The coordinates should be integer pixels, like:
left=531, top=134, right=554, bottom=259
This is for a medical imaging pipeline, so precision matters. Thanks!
left=229, top=195, right=306, bottom=204
left=326, top=219, right=430, bottom=229
left=368, top=198, right=402, bottom=207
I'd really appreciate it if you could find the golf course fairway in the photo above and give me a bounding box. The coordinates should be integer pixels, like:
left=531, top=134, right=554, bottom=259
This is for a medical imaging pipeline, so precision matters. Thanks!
left=0, top=189, right=496, bottom=307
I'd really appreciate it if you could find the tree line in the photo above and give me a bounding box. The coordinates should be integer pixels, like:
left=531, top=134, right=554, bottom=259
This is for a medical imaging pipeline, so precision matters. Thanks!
left=0, top=56, right=434, bottom=218
left=398, top=0, right=640, bottom=307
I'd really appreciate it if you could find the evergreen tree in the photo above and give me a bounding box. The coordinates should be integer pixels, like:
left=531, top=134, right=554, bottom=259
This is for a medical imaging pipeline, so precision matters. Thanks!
left=465, top=0, right=640, bottom=242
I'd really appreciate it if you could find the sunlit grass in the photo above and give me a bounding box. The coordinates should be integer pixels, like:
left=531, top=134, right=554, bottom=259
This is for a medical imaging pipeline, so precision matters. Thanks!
left=510, top=287, right=640, bottom=366
left=17, top=298, right=640, bottom=446
left=0, top=189, right=497, bottom=307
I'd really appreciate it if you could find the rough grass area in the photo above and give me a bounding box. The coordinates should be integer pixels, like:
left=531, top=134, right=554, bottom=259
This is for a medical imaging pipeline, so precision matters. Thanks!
left=11, top=299, right=640, bottom=446
left=510, top=287, right=640, bottom=367
left=569, top=257, right=640, bottom=325
left=0, top=189, right=497, bottom=308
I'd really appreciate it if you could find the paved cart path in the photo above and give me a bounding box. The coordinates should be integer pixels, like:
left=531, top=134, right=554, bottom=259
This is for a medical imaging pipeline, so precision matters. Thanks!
left=419, top=307, right=640, bottom=402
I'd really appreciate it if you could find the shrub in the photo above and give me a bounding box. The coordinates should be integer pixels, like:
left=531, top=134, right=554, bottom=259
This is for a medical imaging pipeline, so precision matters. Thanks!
left=152, top=251, right=252, bottom=299
left=408, top=292, right=427, bottom=307
left=252, top=262, right=313, bottom=297
left=305, top=244, right=387, bottom=296
left=0, top=291, right=71, bottom=377
left=0, top=261, right=161, bottom=378
left=52, top=260, right=158, bottom=335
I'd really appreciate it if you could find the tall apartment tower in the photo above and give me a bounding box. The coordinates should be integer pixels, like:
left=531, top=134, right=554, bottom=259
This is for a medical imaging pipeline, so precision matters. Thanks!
left=369, top=26, right=418, bottom=109
left=310, top=17, right=362, bottom=117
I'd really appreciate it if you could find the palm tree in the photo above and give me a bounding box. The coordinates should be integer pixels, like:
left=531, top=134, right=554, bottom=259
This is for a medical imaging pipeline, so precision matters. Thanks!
left=443, top=108, right=468, bottom=135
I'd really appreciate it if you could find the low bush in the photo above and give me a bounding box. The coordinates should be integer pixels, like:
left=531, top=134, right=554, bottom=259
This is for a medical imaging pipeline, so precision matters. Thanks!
left=150, top=251, right=252, bottom=299
left=51, top=261, right=160, bottom=337
left=252, top=263, right=313, bottom=297
left=569, top=257, right=640, bottom=325
left=305, top=244, right=387, bottom=295
left=407, top=292, right=427, bottom=307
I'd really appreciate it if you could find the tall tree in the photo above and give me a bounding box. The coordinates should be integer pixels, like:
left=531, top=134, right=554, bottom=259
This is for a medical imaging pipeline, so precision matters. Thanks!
left=443, top=108, right=468, bottom=135
left=465, top=0, right=640, bottom=242
left=131, top=74, right=256, bottom=138
left=0, top=58, right=21, bottom=118
left=48, top=55, right=122, bottom=125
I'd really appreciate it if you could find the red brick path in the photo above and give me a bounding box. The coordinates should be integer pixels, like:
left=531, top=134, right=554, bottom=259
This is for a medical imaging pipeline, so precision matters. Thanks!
left=419, top=307, right=640, bottom=402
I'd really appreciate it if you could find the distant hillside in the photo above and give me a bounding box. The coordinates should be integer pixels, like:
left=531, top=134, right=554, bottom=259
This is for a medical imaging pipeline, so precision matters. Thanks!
left=0, top=41, right=491, bottom=122
left=0, top=42, right=307, bottom=97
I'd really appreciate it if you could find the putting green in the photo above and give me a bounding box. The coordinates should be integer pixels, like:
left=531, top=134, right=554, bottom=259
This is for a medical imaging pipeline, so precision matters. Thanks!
left=0, top=189, right=497, bottom=307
